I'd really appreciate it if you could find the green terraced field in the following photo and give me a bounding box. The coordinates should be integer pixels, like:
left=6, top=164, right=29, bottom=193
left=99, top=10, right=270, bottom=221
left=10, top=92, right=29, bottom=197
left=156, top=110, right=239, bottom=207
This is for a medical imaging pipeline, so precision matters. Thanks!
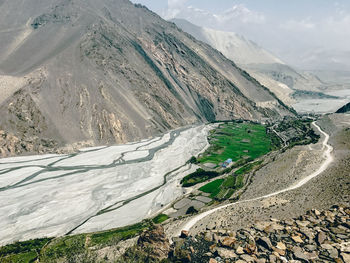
left=199, top=179, right=224, bottom=198
left=198, top=122, right=272, bottom=165
left=199, top=160, right=263, bottom=201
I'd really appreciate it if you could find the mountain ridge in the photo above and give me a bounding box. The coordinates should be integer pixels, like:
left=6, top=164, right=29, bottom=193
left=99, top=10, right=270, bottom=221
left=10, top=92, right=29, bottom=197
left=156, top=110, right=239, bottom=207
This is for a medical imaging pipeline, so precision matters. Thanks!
left=171, top=18, right=284, bottom=66
left=171, top=18, right=329, bottom=106
left=0, top=0, right=293, bottom=157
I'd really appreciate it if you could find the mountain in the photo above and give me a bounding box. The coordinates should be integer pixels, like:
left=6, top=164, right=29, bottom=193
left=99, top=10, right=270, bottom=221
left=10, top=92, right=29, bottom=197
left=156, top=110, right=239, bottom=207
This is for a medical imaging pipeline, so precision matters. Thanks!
left=336, top=102, right=350, bottom=113
left=171, top=18, right=283, bottom=66
left=306, top=70, right=350, bottom=85
left=0, top=0, right=293, bottom=157
left=171, top=19, right=327, bottom=105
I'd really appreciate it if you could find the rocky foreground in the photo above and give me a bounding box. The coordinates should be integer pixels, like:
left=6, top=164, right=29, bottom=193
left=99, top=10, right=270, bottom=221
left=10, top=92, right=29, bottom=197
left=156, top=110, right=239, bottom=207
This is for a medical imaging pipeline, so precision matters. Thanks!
left=122, top=205, right=350, bottom=263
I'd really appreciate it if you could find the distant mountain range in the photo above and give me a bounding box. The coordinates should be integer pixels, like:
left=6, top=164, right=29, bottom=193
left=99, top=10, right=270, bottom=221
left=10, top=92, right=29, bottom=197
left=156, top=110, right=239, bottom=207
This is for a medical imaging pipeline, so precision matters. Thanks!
left=171, top=19, right=330, bottom=106
left=0, top=0, right=293, bottom=157
left=170, top=19, right=283, bottom=66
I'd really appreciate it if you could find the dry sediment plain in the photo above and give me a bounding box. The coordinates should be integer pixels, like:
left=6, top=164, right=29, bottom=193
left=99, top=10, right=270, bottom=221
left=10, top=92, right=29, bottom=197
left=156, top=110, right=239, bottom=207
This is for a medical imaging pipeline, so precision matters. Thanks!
left=165, top=114, right=350, bottom=238
left=0, top=125, right=213, bottom=246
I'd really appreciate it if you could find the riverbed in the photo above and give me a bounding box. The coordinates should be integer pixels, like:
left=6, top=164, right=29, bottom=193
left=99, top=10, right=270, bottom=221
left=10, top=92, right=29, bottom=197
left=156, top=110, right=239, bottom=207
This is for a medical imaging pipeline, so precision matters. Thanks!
left=293, top=88, right=350, bottom=113
left=0, top=124, right=212, bottom=245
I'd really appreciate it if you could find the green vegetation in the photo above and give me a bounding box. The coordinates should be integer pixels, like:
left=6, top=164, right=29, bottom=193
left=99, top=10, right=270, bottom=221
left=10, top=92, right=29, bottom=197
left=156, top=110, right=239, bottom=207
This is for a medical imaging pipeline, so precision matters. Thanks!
left=235, top=160, right=263, bottom=176
left=273, top=118, right=320, bottom=148
left=38, top=222, right=153, bottom=261
left=235, top=175, right=244, bottom=189
left=152, top=214, right=169, bottom=224
left=270, top=131, right=283, bottom=150
left=0, top=238, right=52, bottom=263
left=188, top=156, right=198, bottom=164
left=182, top=119, right=316, bottom=190
left=89, top=221, right=151, bottom=246
left=199, top=179, right=224, bottom=198
left=1, top=251, right=37, bottom=263
left=0, top=238, right=51, bottom=257
left=199, top=160, right=264, bottom=201
left=39, top=235, right=87, bottom=262
left=181, top=122, right=273, bottom=188
left=186, top=206, right=198, bottom=215
left=222, top=175, right=236, bottom=188
left=198, top=122, right=272, bottom=165
left=0, top=221, right=154, bottom=262
left=181, top=169, right=219, bottom=187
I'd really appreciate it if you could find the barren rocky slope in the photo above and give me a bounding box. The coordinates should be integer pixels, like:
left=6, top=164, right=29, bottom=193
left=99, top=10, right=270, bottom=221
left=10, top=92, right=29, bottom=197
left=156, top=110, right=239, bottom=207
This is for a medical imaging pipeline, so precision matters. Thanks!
left=171, top=19, right=329, bottom=105
left=0, top=0, right=293, bottom=157
left=167, top=205, right=350, bottom=262
left=123, top=206, right=350, bottom=262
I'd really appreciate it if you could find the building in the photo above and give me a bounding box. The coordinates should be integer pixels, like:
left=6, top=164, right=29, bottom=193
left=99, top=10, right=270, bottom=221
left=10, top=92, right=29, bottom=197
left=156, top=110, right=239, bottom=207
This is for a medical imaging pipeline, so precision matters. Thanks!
left=222, top=158, right=233, bottom=168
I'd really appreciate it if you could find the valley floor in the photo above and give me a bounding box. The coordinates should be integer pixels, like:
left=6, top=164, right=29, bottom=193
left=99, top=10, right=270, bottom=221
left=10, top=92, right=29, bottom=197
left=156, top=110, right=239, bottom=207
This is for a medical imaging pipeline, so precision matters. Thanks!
left=165, top=114, right=350, bottom=239
left=1, top=114, right=349, bottom=262
left=292, top=88, right=350, bottom=114
left=0, top=124, right=213, bottom=246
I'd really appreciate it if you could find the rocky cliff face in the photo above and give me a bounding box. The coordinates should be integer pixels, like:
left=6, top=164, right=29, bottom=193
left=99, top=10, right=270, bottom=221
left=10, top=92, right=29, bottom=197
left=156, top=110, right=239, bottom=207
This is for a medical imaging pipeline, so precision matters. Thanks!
left=0, top=0, right=294, bottom=157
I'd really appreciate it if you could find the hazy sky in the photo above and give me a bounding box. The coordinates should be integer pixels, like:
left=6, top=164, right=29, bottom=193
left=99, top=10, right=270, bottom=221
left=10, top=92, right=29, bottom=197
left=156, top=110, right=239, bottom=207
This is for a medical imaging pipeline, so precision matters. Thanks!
left=131, top=0, right=350, bottom=71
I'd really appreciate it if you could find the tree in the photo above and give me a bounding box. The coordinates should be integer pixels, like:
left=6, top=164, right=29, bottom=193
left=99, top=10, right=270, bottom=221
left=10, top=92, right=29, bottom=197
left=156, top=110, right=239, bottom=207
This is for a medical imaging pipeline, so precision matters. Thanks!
left=186, top=206, right=198, bottom=215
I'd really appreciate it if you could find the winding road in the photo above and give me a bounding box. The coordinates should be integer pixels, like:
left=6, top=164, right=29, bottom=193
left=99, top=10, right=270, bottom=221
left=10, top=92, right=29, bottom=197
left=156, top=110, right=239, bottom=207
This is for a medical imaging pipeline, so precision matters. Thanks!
left=177, top=122, right=333, bottom=236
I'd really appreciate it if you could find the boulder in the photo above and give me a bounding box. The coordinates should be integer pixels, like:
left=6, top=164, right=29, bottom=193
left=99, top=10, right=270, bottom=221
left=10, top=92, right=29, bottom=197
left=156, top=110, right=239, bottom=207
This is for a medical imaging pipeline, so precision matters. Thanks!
left=313, top=209, right=321, bottom=216
left=236, top=246, right=244, bottom=255
left=273, top=247, right=286, bottom=256
left=240, top=254, right=256, bottom=262
left=340, top=242, right=350, bottom=253
left=245, top=243, right=257, bottom=255
left=292, top=235, right=304, bottom=243
left=296, top=220, right=310, bottom=228
left=204, top=232, right=213, bottom=242
left=341, top=252, right=350, bottom=263
left=257, top=237, right=273, bottom=250
left=305, top=244, right=317, bottom=251
left=215, top=247, right=237, bottom=259
left=180, top=230, right=190, bottom=238
left=137, top=225, right=170, bottom=260
left=276, top=242, right=286, bottom=250
left=293, top=247, right=310, bottom=261
left=220, top=237, right=236, bottom=248
left=316, top=231, right=327, bottom=245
